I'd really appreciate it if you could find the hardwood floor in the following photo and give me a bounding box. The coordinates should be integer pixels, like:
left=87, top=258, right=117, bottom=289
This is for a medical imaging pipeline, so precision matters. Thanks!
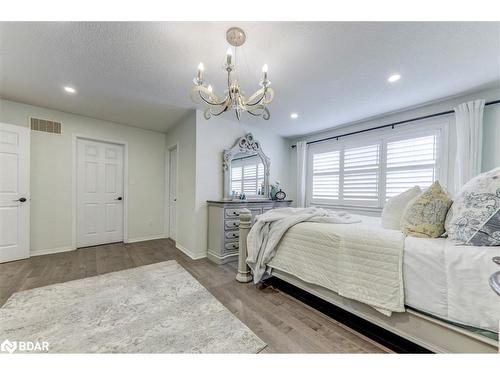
left=0, top=239, right=391, bottom=353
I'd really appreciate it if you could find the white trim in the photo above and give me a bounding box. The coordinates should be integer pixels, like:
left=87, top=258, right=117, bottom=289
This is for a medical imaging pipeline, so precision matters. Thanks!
left=165, top=142, right=179, bottom=240
left=72, top=134, right=129, bottom=248
left=31, top=246, right=75, bottom=257
left=207, top=249, right=238, bottom=264
left=126, top=234, right=166, bottom=244
left=176, top=242, right=205, bottom=260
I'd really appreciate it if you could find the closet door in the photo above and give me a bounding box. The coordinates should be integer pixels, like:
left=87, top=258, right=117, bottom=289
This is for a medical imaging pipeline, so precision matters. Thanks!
left=0, top=123, right=30, bottom=263
left=77, top=138, right=124, bottom=247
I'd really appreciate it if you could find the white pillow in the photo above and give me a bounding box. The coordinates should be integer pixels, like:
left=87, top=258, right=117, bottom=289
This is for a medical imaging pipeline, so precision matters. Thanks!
left=381, top=186, right=422, bottom=230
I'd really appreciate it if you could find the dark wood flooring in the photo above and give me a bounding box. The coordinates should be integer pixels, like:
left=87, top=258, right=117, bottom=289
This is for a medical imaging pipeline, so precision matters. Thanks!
left=0, top=239, right=390, bottom=353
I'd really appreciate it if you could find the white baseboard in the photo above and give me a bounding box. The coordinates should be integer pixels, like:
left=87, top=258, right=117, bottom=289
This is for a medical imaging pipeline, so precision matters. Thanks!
left=126, top=234, right=166, bottom=244
left=31, top=246, right=75, bottom=257
left=175, top=242, right=206, bottom=260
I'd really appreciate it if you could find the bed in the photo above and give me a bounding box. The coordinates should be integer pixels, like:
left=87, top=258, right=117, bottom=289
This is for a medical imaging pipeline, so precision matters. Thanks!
left=237, top=211, right=500, bottom=353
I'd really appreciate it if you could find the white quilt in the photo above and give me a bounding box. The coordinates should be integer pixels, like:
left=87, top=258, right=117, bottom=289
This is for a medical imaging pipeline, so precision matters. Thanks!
left=247, top=209, right=406, bottom=315
left=246, top=207, right=359, bottom=282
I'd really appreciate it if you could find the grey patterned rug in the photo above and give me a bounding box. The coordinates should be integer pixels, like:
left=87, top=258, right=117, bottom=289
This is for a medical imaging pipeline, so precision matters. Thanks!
left=0, top=260, right=266, bottom=353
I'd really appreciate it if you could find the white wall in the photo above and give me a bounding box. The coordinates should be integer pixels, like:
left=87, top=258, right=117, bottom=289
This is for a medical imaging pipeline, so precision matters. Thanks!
left=0, top=99, right=167, bottom=254
left=163, top=110, right=291, bottom=258
left=288, top=87, right=500, bottom=203
left=194, top=111, right=291, bottom=257
left=164, top=111, right=199, bottom=258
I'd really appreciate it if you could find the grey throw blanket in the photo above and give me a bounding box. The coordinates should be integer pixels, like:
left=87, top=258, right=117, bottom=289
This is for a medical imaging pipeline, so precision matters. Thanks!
left=246, top=207, right=360, bottom=283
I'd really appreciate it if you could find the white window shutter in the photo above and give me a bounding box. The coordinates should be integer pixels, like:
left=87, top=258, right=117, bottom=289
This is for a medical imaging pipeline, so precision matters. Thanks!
left=312, top=150, right=340, bottom=201
left=342, top=144, right=379, bottom=203
left=385, top=135, right=437, bottom=199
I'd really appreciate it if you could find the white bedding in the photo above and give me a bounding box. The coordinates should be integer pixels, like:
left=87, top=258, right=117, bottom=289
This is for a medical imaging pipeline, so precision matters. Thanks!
left=404, top=235, right=500, bottom=333
left=267, top=215, right=500, bottom=333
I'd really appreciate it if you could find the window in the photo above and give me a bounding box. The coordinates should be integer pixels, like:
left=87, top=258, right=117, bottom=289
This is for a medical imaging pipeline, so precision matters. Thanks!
left=307, top=126, right=446, bottom=208
left=385, top=135, right=437, bottom=199
left=231, top=155, right=264, bottom=196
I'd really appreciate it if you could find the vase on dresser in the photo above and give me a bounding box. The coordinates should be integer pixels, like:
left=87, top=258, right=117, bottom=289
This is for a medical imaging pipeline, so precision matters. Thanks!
left=207, top=199, right=293, bottom=264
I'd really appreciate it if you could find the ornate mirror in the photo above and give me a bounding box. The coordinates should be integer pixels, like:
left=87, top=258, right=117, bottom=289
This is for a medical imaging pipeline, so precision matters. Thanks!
left=223, top=133, right=270, bottom=199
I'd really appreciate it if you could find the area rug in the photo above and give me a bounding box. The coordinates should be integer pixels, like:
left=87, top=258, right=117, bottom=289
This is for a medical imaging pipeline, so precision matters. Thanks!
left=0, top=260, right=266, bottom=353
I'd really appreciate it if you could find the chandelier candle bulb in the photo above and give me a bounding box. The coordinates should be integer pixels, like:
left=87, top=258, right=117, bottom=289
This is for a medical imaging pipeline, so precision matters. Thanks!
left=226, top=48, right=233, bottom=66
left=262, top=64, right=268, bottom=80
left=197, top=63, right=204, bottom=83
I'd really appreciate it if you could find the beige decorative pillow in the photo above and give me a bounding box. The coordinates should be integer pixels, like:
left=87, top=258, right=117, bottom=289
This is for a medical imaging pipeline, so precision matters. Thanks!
left=381, top=186, right=422, bottom=230
left=400, top=181, right=453, bottom=238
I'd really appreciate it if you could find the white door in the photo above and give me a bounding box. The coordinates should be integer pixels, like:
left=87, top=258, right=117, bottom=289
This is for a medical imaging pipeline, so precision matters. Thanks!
left=0, top=123, right=30, bottom=263
left=77, top=138, right=124, bottom=247
left=168, top=147, right=177, bottom=241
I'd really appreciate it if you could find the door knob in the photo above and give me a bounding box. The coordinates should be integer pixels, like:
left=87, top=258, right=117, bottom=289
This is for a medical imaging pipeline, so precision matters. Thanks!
left=115, top=197, right=123, bottom=201
left=14, top=197, right=27, bottom=202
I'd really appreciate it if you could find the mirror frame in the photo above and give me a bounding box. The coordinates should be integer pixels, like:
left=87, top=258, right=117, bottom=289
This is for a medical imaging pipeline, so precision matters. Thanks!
left=223, top=133, right=271, bottom=199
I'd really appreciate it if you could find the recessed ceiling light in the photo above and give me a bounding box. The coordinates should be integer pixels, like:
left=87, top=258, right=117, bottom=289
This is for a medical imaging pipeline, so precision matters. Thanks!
left=63, top=86, right=77, bottom=94
left=290, top=113, right=298, bottom=119
left=387, top=74, right=401, bottom=83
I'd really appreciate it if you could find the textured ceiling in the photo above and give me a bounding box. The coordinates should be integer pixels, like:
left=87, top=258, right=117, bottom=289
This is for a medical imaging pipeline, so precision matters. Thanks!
left=0, top=22, right=499, bottom=136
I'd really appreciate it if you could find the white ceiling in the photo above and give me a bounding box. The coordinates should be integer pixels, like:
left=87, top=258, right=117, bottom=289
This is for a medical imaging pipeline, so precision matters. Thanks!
left=1, top=22, right=499, bottom=136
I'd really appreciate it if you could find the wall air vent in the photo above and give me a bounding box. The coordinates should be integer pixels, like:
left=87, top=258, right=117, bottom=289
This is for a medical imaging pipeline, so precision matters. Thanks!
left=30, top=117, right=62, bottom=134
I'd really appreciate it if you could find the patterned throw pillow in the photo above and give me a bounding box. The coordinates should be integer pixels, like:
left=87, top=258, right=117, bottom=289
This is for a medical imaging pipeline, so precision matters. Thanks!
left=445, top=167, right=500, bottom=246
left=467, top=208, right=500, bottom=246
left=401, top=181, right=453, bottom=238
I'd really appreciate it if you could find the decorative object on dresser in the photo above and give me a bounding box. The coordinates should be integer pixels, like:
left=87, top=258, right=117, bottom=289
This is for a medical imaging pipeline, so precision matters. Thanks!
left=275, top=189, right=286, bottom=201
left=269, top=180, right=281, bottom=200
left=207, top=199, right=292, bottom=264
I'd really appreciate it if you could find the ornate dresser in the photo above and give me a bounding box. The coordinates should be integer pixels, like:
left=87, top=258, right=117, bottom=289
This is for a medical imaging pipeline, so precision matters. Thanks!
left=207, top=199, right=292, bottom=264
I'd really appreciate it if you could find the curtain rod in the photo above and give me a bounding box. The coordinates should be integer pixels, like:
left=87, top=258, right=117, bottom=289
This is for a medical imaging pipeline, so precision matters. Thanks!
left=290, top=99, right=500, bottom=149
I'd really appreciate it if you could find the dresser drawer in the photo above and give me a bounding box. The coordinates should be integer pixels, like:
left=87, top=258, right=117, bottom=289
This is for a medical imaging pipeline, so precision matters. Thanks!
left=262, top=205, right=274, bottom=213
left=225, top=230, right=239, bottom=240
left=225, top=208, right=241, bottom=218
left=224, top=241, right=239, bottom=252
left=225, top=220, right=240, bottom=230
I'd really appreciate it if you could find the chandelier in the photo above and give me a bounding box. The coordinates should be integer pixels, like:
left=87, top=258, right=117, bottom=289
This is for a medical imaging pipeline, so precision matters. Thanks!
left=190, top=27, right=274, bottom=121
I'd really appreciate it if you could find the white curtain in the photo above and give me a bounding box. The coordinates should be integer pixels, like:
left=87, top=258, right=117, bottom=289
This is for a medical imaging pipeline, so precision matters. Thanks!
left=296, top=141, right=308, bottom=207
left=453, top=99, right=485, bottom=194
